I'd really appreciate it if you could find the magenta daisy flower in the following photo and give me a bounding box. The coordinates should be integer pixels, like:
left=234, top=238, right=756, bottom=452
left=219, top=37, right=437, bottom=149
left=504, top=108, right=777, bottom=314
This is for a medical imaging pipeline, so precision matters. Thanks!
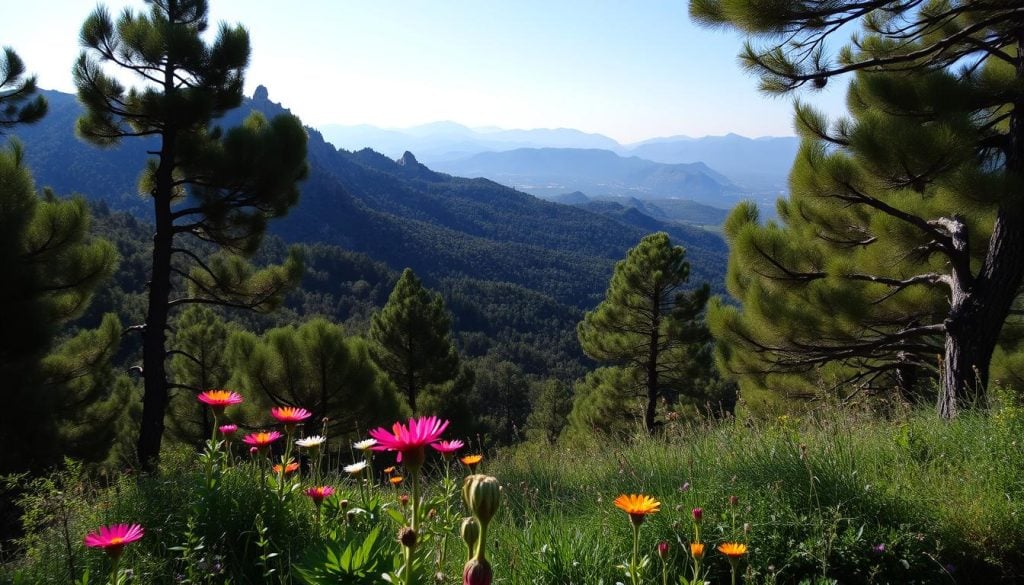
left=84, top=523, right=144, bottom=559
left=218, top=424, right=238, bottom=436
left=271, top=406, right=312, bottom=425
left=369, top=416, right=449, bottom=469
left=431, top=439, right=464, bottom=457
left=305, top=485, right=335, bottom=505
left=242, top=431, right=282, bottom=450
left=197, top=390, right=243, bottom=411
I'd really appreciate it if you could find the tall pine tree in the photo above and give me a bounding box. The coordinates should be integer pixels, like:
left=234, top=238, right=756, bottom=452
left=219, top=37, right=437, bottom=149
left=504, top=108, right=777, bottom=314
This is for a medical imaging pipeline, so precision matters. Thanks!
left=0, top=47, right=46, bottom=130
left=74, top=0, right=308, bottom=467
left=368, top=268, right=460, bottom=413
left=577, top=232, right=710, bottom=434
left=692, top=0, right=1024, bottom=416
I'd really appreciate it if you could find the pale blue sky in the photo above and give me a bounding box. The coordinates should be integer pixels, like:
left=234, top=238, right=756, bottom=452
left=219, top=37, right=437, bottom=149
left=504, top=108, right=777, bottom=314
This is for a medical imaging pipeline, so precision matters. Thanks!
left=5, top=1, right=850, bottom=143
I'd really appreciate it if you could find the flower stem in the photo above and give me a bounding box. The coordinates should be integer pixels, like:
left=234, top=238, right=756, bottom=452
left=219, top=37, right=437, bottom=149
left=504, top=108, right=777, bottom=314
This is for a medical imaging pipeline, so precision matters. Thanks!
left=630, top=523, right=640, bottom=585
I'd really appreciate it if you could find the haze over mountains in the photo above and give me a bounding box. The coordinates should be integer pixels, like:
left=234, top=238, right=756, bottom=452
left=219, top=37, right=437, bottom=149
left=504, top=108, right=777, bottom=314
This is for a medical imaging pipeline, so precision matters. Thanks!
left=320, top=121, right=800, bottom=196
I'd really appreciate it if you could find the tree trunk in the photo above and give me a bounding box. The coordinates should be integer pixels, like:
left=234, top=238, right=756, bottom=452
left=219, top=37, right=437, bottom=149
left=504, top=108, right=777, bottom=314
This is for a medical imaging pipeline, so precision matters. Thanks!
left=137, top=188, right=173, bottom=468
left=137, top=52, right=178, bottom=469
left=644, top=291, right=661, bottom=434
left=939, top=45, right=1024, bottom=418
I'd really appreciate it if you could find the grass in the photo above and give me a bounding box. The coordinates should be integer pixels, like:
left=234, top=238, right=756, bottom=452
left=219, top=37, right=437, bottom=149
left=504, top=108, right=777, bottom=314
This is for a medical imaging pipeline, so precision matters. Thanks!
left=2, top=406, right=1023, bottom=584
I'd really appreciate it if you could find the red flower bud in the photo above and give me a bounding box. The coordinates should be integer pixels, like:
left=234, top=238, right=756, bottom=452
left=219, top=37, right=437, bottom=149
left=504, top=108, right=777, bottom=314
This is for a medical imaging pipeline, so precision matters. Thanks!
left=462, top=558, right=492, bottom=585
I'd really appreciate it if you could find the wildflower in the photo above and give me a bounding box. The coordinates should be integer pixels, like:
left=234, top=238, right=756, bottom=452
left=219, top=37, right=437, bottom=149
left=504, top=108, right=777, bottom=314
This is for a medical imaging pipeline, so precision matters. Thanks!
left=296, top=435, right=326, bottom=449
left=344, top=460, right=368, bottom=476
left=218, top=424, right=238, bottom=437
left=399, top=526, right=418, bottom=548
left=272, top=460, right=300, bottom=475
left=431, top=439, right=465, bottom=457
left=369, top=415, right=450, bottom=470
left=613, top=493, right=661, bottom=526
left=728, top=495, right=739, bottom=507
left=383, top=466, right=396, bottom=474
left=84, top=524, right=144, bottom=559
left=242, top=431, right=282, bottom=451
left=399, top=494, right=410, bottom=506
left=690, top=542, right=705, bottom=560
left=197, top=390, right=242, bottom=411
left=463, top=558, right=493, bottom=585
left=657, top=541, right=670, bottom=560
left=872, top=543, right=886, bottom=554
left=271, top=406, right=312, bottom=425
left=390, top=476, right=404, bottom=486
left=692, top=507, right=703, bottom=523
left=460, top=454, right=484, bottom=472
left=679, top=481, right=691, bottom=492
left=717, top=542, right=748, bottom=558
left=305, top=485, right=335, bottom=506
left=353, top=438, right=377, bottom=451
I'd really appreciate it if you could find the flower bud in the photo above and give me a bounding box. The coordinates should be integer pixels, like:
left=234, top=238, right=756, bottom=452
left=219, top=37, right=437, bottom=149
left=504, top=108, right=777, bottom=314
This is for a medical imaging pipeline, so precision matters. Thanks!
left=744, top=522, right=751, bottom=536
left=399, top=526, right=418, bottom=548
left=462, top=558, right=492, bottom=585
left=400, top=494, right=410, bottom=507
left=340, top=499, right=349, bottom=511
left=462, top=475, right=501, bottom=526
left=657, top=541, right=670, bottom=560
left=460, top=517, right=479, bottom=555
left=729, top=495, right=739, bottom=507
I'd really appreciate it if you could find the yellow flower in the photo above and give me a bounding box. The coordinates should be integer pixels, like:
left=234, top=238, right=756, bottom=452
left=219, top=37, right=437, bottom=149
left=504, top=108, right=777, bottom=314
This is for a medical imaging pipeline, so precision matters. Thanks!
left=691, top=542, right=705, bottom=560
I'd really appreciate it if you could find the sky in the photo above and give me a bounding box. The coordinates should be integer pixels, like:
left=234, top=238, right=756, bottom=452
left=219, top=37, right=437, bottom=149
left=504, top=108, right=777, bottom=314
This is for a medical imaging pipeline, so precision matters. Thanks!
left=5, top=0, right=852, bottom=144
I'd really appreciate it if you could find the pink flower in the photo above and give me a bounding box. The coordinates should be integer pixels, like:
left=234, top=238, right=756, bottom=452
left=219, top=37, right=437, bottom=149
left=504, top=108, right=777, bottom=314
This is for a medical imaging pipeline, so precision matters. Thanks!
left=369, top=416, right=449, bottom=467
left=243, top=431, right=282, bottom=449
left=305, top=485, right=335, bottom=505
left=218, top=424, right=238, bottom=436
left=84, top=523, right=144, bottom=559
left=271, top=406, right=312, bottom=425
left=197, top=390, right=243, bottom=410
left=431, top=439, right=465, bottom=455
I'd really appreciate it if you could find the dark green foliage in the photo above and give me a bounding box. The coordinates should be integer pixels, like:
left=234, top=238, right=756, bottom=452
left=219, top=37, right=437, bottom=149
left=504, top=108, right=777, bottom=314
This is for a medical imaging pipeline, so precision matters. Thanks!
left=577, top=232, right=712, bottom=434
left=564, top=367, right=644, bottom=440
left=226, top=318, right=405, bottom=439
left=368, top=269, right=460, bottom=413
left=524, top=379, right=573, bottom=444
left=166, top=306, right=237, bottom=445
left=73, top=0, right=309, bottom=465
left=0, top=141, right=122, bottom=473
left=467, top=357, right=532, bottom=446
left=0, top=48, right=46, bottom=131
left=691, top=0, right=1024, bottom=417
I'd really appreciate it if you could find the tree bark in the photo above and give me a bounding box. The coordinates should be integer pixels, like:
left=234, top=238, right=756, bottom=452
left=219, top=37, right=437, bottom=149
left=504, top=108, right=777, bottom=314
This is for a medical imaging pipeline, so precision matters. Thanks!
left=644, top=288, right=661, bottom=434
left=939, top=38, right=1024, bottom=418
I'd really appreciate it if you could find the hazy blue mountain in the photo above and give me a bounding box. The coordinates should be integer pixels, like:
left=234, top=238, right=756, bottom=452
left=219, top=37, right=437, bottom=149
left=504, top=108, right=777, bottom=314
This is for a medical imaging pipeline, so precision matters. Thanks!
left=10, top=87, right=728, bottom=311
left=554, top=193, right=730, bottom=228
left=627, top=133, right=799, bottom=191
left=432, top=147, right=742, bottom=207
left=320, top=121, right=620, bottom=163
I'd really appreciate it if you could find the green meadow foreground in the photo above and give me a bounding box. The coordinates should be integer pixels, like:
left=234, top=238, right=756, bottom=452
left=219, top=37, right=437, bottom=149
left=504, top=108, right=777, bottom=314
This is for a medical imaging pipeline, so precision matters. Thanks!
left=4, top=399, right=1023, bottom=585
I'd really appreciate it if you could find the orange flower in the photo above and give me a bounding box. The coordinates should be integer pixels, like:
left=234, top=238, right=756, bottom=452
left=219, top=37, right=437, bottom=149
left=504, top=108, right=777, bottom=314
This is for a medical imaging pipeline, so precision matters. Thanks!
left=390, top=475, right=404, bottom=485
left=717, top=542, right=748, bottom=558
left=272, top=460, right=300, bottom=475
left=690, top=542, right=705, bottom=560
left=383, top=466, right=396, bottom=474
left=614, top=493, right=661, bottom=525
left=460, top=454, right=483, bottom=471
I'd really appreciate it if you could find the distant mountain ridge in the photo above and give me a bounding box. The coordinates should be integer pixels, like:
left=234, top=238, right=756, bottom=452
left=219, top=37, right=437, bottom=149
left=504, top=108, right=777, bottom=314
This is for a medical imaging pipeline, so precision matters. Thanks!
left=432, top=148, right=742, bottom=207
left=317, top=120, right=799, bottom=193
left=10, top=87, right=728, bottom=312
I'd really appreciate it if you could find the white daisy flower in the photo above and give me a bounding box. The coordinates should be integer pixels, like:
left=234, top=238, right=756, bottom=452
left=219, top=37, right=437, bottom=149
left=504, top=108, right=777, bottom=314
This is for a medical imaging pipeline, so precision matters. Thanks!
left=353, top=438, right=377, bottom=451
left=295, top=435, right=326, bottom=448
left=344, top=460, right=368, bottom=475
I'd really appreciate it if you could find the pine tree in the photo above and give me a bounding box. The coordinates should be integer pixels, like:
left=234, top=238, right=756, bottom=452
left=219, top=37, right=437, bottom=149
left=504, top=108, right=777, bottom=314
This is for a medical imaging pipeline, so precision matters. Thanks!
left=577, top=232, right=710, bottom=434
left=692, top=0, right=1024, bottom=416
left=564, top=367, right=644, bottom=441
left=226, top=318, right=405, bottom=439
left=74, top=0, right=309, bottom=467
left=166, top=306, right=235, bottom=444
left=368, top=268, right=460, bottom=413
left=525, top=379, right=572, bottom=444
left=0, top=142, right=122, bottom=472
left=0, top=47, right=47, bottom=130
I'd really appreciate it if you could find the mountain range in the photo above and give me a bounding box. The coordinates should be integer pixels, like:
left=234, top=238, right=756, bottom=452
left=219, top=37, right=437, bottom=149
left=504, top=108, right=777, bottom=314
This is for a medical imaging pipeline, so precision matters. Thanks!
left=10, top=87, right=729, bottom=316
left=320, top=121, right=800, bottom=193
